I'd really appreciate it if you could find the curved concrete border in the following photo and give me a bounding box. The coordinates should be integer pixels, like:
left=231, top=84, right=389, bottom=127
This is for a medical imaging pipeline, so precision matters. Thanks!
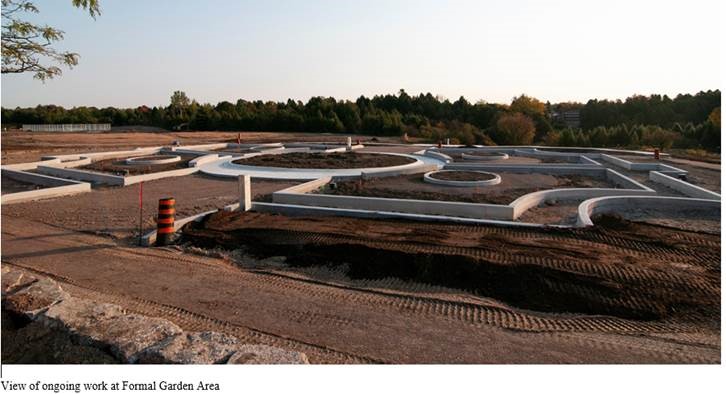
left=461, top=152, right=509, bottom=161
left=199, top=152, right=433, bottom=180
left=423, top=170, right=501, bottom=187
left=576, top=195, right=720, bottom=227
left=125, top=155, right=181, bottom=165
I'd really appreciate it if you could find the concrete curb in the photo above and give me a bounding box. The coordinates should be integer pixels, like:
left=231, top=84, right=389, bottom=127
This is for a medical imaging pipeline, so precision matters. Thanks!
left=423, top=170, right=501, bottom=187
left=576, top=196, right=720, bottom=227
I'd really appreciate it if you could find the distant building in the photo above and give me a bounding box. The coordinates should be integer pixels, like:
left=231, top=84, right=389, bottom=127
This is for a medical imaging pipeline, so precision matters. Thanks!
left=22, top=123, right=111, bottom=132
left=551, top=110, right=580, bottom=128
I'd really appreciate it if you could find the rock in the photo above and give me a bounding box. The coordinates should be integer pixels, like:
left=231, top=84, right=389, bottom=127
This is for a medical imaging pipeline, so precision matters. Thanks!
left=1, top=267, right=36, bottom=296
left=94, top=314, right=183, bottom=363
left=41, top=298, right=182, bottom=363
left=136, top=331, right=241, bottom=364
left=41, top=298, right=125, bottom=331
left=227, top=344, right=309, bottom=364
left=2, top=277, right=68, bottom=319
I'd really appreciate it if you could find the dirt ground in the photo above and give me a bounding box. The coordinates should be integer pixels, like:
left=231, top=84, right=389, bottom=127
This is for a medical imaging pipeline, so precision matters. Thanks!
left=1, top=175, right=47, bottom=195
left=599, top=208, right=721, bottom=234
left=0, top=131, right=403, bottom=165
left=79, top=153, right=198, bottom=175
left=233, top=152, right=415, bottom=169
left=182, top=211, right=719, bottom=330
left=429, top=171, right=497, bottom=181
left=3, top=212, right=720, bottom=363
left=1, top=174, right=299, bottom=241
left=0, top=134, right=721, bottom=364
left=319, top=172, right=611, bottom=204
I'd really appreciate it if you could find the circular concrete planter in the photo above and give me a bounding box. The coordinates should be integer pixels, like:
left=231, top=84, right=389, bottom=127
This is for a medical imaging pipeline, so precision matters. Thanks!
left=125, top=155, right=182, bottom=165
left=423, top=170, right=501, bottom=187
left=461, top=152, right=509, bottom=161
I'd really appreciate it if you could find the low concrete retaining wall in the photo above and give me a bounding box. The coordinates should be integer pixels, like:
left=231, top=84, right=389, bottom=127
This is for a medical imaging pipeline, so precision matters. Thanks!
left=423, top=150, right=453, bottom=163
left=2, top=158, right=62, bottom=171
left=252, top=202, right=548, bottom=228
left=444, top=163, right=604, bottom=175
left=123, top=168, right=198, bottom=186
left=576, top=196, right=720, bottom=227
left=423, top=170, right=501, bottom=187
left=509, top=187, right=656, bottom=219
left=36, top=164, right=199, bottom=186
left=141, top=208, right=217, bottom=246
left=189, top=154, right=229, bottom=168
left=2, top=169, right=91, bottom=204
left=273, top=190, right=513, bottom=220
left=649, top=171, right=721, bottom=200
left=461, top=152, right=509, bottom=161
left=36, top=165, right=125, bottom=185
left=605, top=169, right=652, bottom=190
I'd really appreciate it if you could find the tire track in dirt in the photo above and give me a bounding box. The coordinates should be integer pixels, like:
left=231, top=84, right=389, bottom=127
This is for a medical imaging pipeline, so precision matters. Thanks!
left=3, top=262, right=383, bottom=364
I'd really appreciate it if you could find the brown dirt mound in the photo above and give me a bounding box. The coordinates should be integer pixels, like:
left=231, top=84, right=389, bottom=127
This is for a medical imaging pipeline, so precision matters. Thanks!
left=430, top=171, right=497, bottom=181
left=80, top=154, right=196, bottom=175
left=233, top=152, right=415, bottom=169
left=181, top=211, right=720, bottom=324
left=320, top=173, right=608, bottom=205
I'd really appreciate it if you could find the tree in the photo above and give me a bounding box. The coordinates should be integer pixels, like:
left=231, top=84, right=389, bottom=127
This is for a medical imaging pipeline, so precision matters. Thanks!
left=495, top=113, right=535, bottom=145
left=510, top=94, right=545, bottom=116
left=708, top=107, right=720, bottom=129
left=1, top=0, right=100, bottom=80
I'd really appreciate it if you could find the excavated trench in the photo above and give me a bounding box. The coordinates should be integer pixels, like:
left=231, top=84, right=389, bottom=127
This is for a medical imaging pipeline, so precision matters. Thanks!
left=181, top=212, right=720, bottom=323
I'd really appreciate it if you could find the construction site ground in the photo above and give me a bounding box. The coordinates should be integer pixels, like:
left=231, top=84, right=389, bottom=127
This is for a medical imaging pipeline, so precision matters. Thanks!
left=0, top=131, right=721, bottom=364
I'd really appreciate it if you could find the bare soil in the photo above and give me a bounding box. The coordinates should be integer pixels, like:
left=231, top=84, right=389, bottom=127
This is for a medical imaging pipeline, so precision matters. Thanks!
left=79, top=154, right=197, bottom=175
left=1, top=175, right=47, bottom=195
left=319, top=173, right=610, bottom=204
left=0, top=131, right=402, bottom=165
left=182, top=211, right=719, bottom=326
left=1, top=174, right=299, bottom=240
left=233, top=152, right=415, bottom=169
left=429, top=171, right=497, bottom=182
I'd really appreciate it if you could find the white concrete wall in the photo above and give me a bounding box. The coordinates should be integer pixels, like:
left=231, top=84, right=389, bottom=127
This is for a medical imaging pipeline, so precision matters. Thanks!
left=444, top=163, right=605, bottom=175
left=123, top=168, right=198, bottom=186
left=36, top=165, right=125, bottom=185
left=576, top=196, right=720, bottom=226
left=649, top=171, right=721, bottom=200
left=2, top=168, right=91, bottom=205
left=273, top=192, right=514, bottom=220
left=509, top=187, right=656, bottom=219
left=605, top=169, right=652, bottom=190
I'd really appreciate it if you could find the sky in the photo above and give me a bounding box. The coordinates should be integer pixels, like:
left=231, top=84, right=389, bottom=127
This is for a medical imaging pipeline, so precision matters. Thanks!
left=0, top=0, right=722, bottom=108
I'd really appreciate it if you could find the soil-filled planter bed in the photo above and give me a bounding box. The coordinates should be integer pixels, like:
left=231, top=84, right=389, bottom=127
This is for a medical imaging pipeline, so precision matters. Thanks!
left=1, top=175, right=48, bottom=195
left=317, top=173, right=610, bottom=205
left=233, top=152, right=415, bottom=169
left=80, top=154, right=197, bottom=175
left=429, top=171, right=497, bottom=182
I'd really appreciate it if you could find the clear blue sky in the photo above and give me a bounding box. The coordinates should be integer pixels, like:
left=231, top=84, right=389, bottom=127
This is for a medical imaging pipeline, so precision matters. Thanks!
left=1, top=0, right=722, bottom=108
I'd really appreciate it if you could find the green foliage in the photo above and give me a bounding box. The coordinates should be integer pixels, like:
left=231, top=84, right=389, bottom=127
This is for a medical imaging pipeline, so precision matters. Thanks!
left=1, top=89, right=720, bottom=152
left=1, top=0, right=100, bottom=80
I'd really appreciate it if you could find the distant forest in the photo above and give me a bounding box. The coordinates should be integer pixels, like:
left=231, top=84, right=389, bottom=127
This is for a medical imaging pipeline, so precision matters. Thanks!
left=1, top=89, right=721, bottom=151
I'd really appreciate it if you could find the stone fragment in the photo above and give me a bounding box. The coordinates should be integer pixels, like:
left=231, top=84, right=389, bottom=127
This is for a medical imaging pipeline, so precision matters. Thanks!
left=136, top=331, right=241, bottom=364
left=227, top=344, right=309, bottom=364
left=2, top=277, right=68, bottom=319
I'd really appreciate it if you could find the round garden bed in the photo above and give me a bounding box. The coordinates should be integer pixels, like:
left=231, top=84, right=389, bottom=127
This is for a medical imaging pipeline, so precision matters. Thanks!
left=424, top=170, right=501, bottom=187
left=232, top=152, right=416, bottom=169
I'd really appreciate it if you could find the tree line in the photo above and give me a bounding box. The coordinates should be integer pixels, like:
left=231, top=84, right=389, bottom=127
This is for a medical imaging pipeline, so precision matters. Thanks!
left=1, top=89, right=720, bottom=151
